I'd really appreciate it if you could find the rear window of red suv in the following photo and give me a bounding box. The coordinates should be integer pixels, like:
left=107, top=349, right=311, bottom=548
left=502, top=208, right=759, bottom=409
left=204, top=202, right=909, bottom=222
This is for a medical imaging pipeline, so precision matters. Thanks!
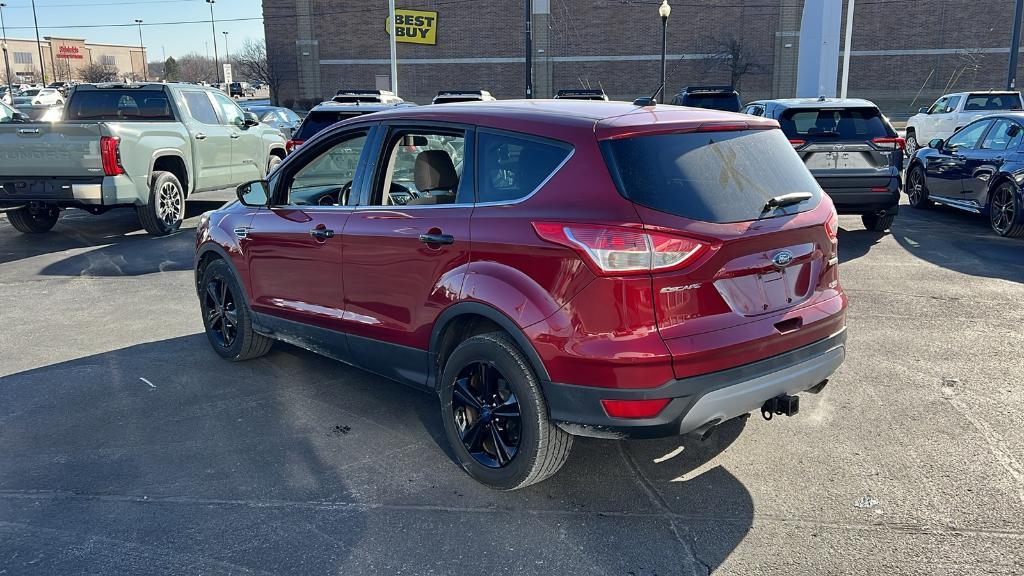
left=601, top=129, right=821, bottom=224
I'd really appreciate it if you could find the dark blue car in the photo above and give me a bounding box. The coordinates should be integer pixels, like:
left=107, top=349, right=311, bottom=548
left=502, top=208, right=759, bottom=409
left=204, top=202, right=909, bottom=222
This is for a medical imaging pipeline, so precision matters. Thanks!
left=906, top=113, right=1024, bottom=237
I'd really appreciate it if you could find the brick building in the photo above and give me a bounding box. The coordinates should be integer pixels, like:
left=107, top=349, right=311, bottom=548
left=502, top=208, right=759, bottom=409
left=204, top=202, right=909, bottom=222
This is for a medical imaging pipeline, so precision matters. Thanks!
left=264, top=0, right=1024, bottom=116
left=1, top=36, right=147, bottom=84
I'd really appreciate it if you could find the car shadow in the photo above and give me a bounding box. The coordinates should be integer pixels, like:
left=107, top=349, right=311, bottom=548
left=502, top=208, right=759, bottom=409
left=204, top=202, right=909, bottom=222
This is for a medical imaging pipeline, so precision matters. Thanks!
left=0, top=334, right=754, bottom=574
left=893, top=202, right=1024, bottom=284
left=0, top=201, right=226, bottom=276
left=837, top=225, right=886, bottom=264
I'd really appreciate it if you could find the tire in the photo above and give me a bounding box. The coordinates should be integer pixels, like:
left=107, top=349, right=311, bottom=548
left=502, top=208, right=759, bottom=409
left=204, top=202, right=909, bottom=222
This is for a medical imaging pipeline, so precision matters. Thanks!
left=6, top=205, right=59, bottom=233
left=905, top=130, right=918, bottom=157
left=199, top=258, right=273, bottom=361
left=989, top=181, right=1024, bottom=238
left=861, top=213, right=895, bottom=232
left=439, top=332, right=572, bottom=490
left=138, top=171, right=185, bottom=236
left=907, top=165, right=932, bottom=209
left=267, top=155, right=282, bottom=176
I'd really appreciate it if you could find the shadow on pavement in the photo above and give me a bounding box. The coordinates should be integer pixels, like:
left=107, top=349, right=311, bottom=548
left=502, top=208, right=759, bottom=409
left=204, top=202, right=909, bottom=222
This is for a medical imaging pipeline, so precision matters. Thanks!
left=0, top=334, right=754, bottom=574
left=837, top=225, right=886, bottom=264
left=0, top=201, right=225, bottom=276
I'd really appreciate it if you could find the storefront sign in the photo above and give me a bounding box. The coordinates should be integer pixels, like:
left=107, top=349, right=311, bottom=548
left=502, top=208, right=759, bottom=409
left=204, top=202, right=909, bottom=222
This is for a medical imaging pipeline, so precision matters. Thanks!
left=385, top=9, right=437, bottom=45
left=57, top=46, right=83, bottom=59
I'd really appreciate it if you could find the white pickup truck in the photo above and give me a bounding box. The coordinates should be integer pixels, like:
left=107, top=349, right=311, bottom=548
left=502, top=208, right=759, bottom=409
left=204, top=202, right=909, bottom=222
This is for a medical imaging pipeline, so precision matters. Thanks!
left=905, top=91, right=1024, bottom=155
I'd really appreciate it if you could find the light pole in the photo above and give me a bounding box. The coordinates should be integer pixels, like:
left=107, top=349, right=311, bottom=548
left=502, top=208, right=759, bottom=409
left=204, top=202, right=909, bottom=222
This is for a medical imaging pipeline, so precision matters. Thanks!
left=135, top=19, right=146, bottom=81
left=206, top=0, right=221, bottom=85
left=0, top=3, right=13, bottom=102
left=30, top=0, right=46, bottom=84
left=659, top=0, right=671, bottom=103
left=387, top=0, right=397, bottom=95
left=1010, top=0, right=1024, bottom=89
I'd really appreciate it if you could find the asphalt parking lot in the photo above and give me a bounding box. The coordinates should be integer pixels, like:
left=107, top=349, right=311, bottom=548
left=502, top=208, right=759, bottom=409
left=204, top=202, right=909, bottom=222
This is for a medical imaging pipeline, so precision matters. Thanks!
left=0, top=199, right=1022, bottom=575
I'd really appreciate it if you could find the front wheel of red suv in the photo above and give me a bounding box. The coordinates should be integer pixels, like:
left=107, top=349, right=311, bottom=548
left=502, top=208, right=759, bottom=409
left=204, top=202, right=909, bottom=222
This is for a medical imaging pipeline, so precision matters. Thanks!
left=199, top=259, right=273, bottom=361
left=439, top=332, right=572, bottom=490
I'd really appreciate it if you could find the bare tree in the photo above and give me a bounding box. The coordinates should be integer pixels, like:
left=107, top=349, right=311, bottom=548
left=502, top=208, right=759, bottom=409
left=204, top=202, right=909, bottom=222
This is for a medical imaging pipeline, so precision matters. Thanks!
left=78, top=62, right=119, bottom=83
left=702, top=35, right=761, bottom=91
left=177, top=53, right=216, bottom=83
left=233, top=40, right=281, bottom=104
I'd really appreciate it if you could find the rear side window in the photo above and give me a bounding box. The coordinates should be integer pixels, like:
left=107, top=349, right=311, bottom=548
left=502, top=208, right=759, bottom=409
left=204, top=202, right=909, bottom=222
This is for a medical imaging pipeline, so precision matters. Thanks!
left=965, top=94, right=1023, bottom=111
left=676, top=94, right=741, bottom=112
left=66, top=90, right=174, bottom=121
left=476, top=131, right=571, bottom=204
left=602, top=129, right=821, bottom=224
left=182, top=92, right=219, bottom=124
left=779, top=107, right=893, bottom=140
left=295, top=111, right=371, bottom=140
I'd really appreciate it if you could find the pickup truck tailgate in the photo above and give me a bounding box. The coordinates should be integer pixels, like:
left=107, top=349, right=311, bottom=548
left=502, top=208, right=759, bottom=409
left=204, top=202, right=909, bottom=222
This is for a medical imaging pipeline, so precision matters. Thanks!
left=0, top=123, right=105, bottom=177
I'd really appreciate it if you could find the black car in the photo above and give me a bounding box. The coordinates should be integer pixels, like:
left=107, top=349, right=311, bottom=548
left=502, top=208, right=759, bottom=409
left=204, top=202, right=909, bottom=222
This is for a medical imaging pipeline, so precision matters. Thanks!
left=229, top=82, right=245, bottom=98
left=671, top=86, right=741, bottom=112
left=906, top=114, right=1024, bottom=237
left=286, top=99, right=413, bottom=152
left=745, top=98, right=903, bottom=231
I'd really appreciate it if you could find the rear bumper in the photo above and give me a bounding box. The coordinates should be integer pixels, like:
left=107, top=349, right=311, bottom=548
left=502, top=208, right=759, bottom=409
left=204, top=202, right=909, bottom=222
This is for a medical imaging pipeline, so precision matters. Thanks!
left=0, top=175, right=140, bottom=207
left=542, top=328, right=846, bottom=439
left=819, top=176, right=901, bottom=215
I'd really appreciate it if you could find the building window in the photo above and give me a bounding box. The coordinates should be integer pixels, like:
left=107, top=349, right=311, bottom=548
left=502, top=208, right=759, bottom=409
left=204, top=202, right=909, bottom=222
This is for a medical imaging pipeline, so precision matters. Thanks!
left=100, top=55, right=116, bottom=66
left=14, top=52, right=33, bottom=65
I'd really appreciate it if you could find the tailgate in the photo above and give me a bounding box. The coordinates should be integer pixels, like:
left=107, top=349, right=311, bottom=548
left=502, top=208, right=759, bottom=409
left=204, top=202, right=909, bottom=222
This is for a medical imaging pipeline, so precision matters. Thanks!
left=800, top=141, right=897, bottom=187
left=0, top=123, right=105, bottom=177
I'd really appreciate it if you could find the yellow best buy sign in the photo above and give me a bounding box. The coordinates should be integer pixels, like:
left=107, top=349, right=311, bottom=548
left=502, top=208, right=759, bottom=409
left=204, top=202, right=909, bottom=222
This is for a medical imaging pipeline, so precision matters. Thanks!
left=385, top=9, right=438, bottom=45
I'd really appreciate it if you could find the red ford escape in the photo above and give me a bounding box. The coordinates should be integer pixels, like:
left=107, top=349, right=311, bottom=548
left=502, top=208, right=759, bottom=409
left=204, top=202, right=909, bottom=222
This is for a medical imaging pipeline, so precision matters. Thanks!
left=194, top=100, right=847, bottom=490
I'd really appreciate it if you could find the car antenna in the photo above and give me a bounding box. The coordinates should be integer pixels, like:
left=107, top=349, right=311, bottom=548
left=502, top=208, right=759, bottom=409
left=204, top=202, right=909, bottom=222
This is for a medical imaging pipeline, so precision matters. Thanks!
left=633, top=82, right=665, bottom=107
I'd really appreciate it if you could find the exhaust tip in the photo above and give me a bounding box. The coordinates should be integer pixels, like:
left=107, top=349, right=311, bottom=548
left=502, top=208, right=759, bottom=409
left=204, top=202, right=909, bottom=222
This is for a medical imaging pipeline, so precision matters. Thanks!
left=688, top=419, right=721, bottom=441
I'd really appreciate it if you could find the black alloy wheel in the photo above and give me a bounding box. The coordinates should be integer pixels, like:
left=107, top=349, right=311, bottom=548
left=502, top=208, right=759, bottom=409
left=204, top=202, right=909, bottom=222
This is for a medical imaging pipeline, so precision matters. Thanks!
left=907, top=166, right=930, bottom=209
left=203, top=275, right=239, bottom=349
left=451, top=361, right=522, bottom=468
left=990, top=183, right=1024, bottom=237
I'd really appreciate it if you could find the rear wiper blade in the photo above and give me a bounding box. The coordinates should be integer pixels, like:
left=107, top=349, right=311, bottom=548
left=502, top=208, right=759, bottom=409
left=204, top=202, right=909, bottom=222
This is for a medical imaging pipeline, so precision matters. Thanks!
left=762, top=192, right=813, bottom=212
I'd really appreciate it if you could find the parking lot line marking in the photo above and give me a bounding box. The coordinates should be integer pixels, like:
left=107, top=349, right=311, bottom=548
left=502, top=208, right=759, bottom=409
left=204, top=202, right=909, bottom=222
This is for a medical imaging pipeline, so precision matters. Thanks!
left=139, top=377, right=156, bottom=389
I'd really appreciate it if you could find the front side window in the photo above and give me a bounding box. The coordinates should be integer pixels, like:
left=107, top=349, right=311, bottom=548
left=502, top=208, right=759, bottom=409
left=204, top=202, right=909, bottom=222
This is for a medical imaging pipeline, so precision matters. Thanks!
left=947, top=120, right=993, bottom=150
left=927, top=97, right=949, bottom=115
left=211, top=92, right=244, bottom=126
left=182, top=91, right=219, bottom=125
left=945, top=96, right=962, bottom=113
left=476, top=131, right=570, bottom=204
left=371, top=128, right=469, bottom=206
left=287, top=131, right=369, bottom=206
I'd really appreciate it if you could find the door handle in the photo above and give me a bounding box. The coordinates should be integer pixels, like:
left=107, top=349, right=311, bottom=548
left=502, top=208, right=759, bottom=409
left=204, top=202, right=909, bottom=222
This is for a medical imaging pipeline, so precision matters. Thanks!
left=230, top=133, right=241, bottom=140
left=195, top=132, right=207, bottom=140
left=419, top=233, right=455, bottom=245
left=310, top=227, right=335, bottom=240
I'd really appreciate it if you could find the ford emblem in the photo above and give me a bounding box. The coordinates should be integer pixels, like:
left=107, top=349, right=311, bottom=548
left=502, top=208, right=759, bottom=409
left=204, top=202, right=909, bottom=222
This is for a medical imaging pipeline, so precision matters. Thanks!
left=772, top=250, right=794, bottom=268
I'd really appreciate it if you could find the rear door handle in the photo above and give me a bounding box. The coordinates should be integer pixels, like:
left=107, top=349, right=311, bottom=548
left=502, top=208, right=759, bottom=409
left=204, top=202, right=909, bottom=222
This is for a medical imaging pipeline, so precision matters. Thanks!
left=419, top=233, right=455, bottom=245
left=310, top=227, right=335, bottom=240
left=195, top=132, right=207, bottom=140
left=230, top=133, right=241, bottom=140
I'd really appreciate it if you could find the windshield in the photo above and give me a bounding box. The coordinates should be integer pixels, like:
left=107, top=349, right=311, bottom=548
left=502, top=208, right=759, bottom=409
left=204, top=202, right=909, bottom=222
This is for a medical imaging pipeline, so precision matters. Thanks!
left=295, top=110, right=372, bottom=140
left=601, top=129, right=821, bottom=223
left=964, top=94, right=1023, bottom=111
left=65, top=90, right=174, bottom=121
left=779, top=107, right=894, bottom=140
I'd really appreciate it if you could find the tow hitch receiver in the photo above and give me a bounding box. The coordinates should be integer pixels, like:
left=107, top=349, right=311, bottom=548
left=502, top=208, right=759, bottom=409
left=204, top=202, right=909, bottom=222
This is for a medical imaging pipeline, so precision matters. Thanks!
left=761, top=394, right=799, bottom=421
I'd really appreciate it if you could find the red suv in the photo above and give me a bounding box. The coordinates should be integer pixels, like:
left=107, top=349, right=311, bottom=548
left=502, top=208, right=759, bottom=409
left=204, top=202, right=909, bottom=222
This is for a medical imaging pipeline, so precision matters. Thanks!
left=194, top=100, right=847, bottom=489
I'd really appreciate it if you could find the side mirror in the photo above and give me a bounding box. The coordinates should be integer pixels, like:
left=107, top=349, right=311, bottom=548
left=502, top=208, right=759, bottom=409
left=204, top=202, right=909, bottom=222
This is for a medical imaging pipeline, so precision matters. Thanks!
left=928, top=138, right=944, bottom=150
left=918, top=107, right=929, bottom=114
left=237, top=180, right=270, bottom=207
left=243, top=111, right=259, bottom=127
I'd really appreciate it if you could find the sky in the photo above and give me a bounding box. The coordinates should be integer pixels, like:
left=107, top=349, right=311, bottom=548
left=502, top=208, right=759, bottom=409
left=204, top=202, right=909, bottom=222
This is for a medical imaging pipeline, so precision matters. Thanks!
left=0, top=0, right=266, bottom=61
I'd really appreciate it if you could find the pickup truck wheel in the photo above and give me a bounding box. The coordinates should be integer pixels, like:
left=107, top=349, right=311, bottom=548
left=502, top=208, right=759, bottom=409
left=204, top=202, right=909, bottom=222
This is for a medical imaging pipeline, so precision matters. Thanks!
left=267, top=155, right=282, bottom=176
left=905, top=131, right=918, bottom=157
left=907, top=166, right=932, bottom=209
left=138, top=171, right=185, bottom=236
left=200, top=259, right=273, bottom=360
left=862, top=213, right=895, bottom=232
left=439, top=332, right=572, bottom=490
left=989, top=182, right=1024, bottom=238
left=7, top=205, right=59, bottom=233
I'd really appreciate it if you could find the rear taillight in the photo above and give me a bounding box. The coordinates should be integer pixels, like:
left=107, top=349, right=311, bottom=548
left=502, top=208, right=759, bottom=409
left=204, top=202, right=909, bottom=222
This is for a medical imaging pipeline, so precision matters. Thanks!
left=285, top=139, right=304, bottom=153
left=871, top=137, right=905, bottom=150
left=601, top=398, right=671, bottom=419
left=533, top=222, right=709, bottom=276
left=824, top=208, right=839, bottom=242
left=100, top=136, right=124, bottom=176
left=789, top=138, right=806, bottom=148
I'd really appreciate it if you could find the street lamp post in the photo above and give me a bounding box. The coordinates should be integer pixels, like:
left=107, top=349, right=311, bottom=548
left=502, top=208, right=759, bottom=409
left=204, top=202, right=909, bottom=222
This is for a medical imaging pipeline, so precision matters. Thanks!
left=0, top=3, right=13, bottom=102
left=206, top=0, right=221, bottom=85
left=30, top=0, right=46, bottom=84
left=659, top=0, right=671, bottom=103
left=135, top=19, right=146, bottom=81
